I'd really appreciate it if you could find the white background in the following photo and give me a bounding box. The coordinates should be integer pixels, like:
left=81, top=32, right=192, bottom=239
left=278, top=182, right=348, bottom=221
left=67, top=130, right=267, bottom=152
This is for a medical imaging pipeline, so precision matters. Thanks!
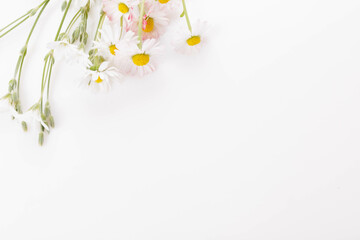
left=1, top=0, right=360, bottom=239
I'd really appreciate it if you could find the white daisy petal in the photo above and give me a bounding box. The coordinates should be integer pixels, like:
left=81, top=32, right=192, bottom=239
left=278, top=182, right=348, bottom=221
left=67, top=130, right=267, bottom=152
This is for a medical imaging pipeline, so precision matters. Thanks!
left=173, top=19, right=209, bottom=55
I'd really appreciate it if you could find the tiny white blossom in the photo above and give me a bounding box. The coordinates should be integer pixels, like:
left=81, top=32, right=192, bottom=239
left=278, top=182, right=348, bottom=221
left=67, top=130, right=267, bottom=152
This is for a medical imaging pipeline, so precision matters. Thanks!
left=79, top=61, right=123, bottom=92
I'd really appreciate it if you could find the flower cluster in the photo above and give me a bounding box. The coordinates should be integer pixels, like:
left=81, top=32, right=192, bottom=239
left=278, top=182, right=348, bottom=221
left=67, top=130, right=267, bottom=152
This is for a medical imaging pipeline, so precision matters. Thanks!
left=0, top=0, right=207, bottom=145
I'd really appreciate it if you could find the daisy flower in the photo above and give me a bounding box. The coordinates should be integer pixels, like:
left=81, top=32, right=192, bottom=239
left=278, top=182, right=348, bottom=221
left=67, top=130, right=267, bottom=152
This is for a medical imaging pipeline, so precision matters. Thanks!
left=92, top=24, right=137, bottom=66
left=130, top=1, right=170, bottom=40
left=102, top=0, right=139, bottom=22
left=173, top=20, right=208, bottom=55
left=92, top=22, right=123, bottom=61
left=80, top=61, right=123, bottom=92
left=119, top=38, right=161, bottom=76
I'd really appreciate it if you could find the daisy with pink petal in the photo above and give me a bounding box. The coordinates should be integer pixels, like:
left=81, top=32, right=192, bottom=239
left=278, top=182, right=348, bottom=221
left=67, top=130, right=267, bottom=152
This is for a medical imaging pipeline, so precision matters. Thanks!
left=129, top=1, right=170, bottom=40
left=0, top=0, right=207, bottom=145
left=153, top=0, right=181, bottom=19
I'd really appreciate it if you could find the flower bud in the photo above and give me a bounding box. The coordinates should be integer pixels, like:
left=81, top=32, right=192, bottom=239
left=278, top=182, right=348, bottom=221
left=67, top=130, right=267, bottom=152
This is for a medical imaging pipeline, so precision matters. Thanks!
left=29, top=8, right=38, bottom=16
left=72, top=28, right=80, bottom=42
left=11, top=92, right=18, bottom=103
left=20, top=46, right=27, bottom=55
left=22, top=121, right=28, bottom=132
left=61, top=1, right=68, bottom=11
left=8, top=79, right=16, bottom=92
left=44, top=102, right=51, bottom=117
left=49, top=116, right=55, bottom=128
left=38, top=132, right=44, bottom=146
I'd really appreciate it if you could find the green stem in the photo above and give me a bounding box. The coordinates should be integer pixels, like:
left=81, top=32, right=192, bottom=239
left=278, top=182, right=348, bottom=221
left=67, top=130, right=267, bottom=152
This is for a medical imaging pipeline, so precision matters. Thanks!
left=119, top=16, right=123, bottom=40
left=94, top=11, right=106, bottom=41
left=181, top=0, right=192, bottom=34
left=137, top=0, right=146, bottom=49
left=0, top=13, right=29, bottom=33
left=0, top=16, right=31, bottom=39
left=0, top=0, right=49, bottom=38
left=40, top=0, right=73, bottom=112
left=40, top=56, right=49, bottom=111
left=17, top=0, right=50, bottom=97
left=64, top=9, right=82, bottom=37
left=46, top=62, right=53, bottom=99
left=25, top=1, right=50, bottom=46
left=55, top=0, right=73, bottom=41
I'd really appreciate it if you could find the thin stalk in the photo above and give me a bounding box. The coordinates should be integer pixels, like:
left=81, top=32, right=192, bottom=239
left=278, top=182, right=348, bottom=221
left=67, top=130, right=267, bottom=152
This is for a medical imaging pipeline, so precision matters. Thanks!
left=40, top=57, right=49, bottom=111
left=17, top=0, right=50, bottom=97
left=137, top=0, right=146, bottom=49
left=0, top=13, right=30, bottom=33
left=40, top=0, right=73, bottom=111
left=94, top=11, right=106, bottom=41
left=55, top=0, right=73, bottom=41
left=46, top=62, right=54, bottom=99
left=83, top=10, right=88, bottom=38
left=0, top=16, right=31, bottom=39
left=181, top=0, right=192, bottom=34
left=64, top=9, right=82, bottom=36
left=119, top=16, right=123, bottom=40
left=0, top=0, right=49, bottom=37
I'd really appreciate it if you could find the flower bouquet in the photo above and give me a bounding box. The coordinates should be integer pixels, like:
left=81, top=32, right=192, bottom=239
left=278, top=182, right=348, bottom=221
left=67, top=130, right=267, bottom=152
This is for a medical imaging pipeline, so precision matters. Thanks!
left=0, top=0, right=207, bottom=145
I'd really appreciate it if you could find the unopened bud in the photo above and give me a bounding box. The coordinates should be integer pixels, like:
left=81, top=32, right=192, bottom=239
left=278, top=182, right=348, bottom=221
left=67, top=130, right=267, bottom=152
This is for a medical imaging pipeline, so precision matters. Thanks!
left=38, top=132, right=44, bottom=146
left=29, top=8, right=38, bottom=16
left=11, top=92, right=18, bottom=103
left=8, top=79, right=16, bottom=92
left=21, top=121, right=28, bottom=132
left=20, top=46, right=27, bottom=55
left=61, top=1, right=68, bottom=11
left=49, top=116, right=55, bottom=128
left=44, top=102, right=51, bottom=117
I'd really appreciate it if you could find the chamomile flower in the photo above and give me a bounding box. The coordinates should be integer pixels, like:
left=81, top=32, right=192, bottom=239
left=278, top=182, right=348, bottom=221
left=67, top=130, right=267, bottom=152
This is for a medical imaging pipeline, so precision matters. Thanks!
left=92, top=23, right=122, bottom=60
left=119, top=38, right=161, bottom=76
left=173, top=20, right=208, bottom=55
left=103, top=0, right=139, bottom=22
left=80, top=61, right=123, bottom=92
left=92, top=24, right=137, bottom=66
left=130, top=1, right=170, bottom=40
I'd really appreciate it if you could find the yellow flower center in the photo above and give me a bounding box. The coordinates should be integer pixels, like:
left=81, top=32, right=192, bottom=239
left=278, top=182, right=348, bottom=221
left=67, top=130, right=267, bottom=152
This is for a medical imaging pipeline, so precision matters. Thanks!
left=109, top=44, right=118, bottom=55
left=142, top=17, right=154, bottom=33
left=95, top=76, right=103, bottom=83
left=118, top=3, right=129, bottom=14
left=186, top=36, right=201, bottom=46
left=132, top=54, right=150, bottom=66
left=159, top=0, right=170, bottom=3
